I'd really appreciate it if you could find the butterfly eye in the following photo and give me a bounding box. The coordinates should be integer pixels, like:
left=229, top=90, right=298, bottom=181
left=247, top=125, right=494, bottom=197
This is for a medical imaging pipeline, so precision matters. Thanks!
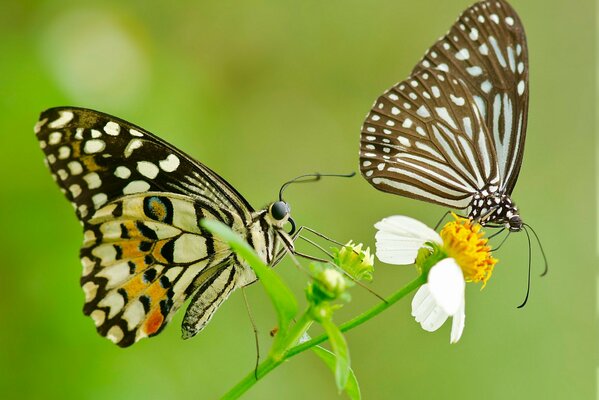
left=270, top=201, right=289, bottom=221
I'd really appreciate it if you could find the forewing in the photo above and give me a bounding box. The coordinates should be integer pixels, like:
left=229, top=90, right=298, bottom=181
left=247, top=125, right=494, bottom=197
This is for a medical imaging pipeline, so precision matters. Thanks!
left=34, top=107, right=254, bottom=223
left=412, top=0, right=528, bottom=193
left=80, top=192, right=247, bottom=347
left=360, top=68, right=499, bottom=209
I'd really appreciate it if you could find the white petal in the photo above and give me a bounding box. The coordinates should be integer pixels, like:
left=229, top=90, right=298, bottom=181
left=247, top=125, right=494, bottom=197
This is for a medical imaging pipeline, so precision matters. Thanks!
left=450, top=302, right=466, bottom=343
left=411, top=284, right=449, bottom=332
left=428, top=258, right=465, bottom=315
left=374, top=215, right=442, bottom=265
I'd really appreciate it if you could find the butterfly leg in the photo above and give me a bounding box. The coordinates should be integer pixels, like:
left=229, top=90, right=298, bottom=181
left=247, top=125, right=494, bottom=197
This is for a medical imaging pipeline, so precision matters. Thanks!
left=242, top=287, right=260, bottom=381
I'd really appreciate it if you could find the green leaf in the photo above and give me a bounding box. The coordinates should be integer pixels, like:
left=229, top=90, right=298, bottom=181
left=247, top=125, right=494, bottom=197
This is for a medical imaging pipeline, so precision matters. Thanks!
left=320, top=318, right=351, bottom=392
left=200, top=219, right=298, bottom=336
left=312, top=345, right=360, bottom=399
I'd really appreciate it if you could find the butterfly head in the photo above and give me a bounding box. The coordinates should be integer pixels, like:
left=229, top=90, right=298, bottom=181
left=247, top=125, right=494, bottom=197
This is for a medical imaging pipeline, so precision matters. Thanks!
left=267, top=201, right=295, bottom=234
left=508, top=214, right=523, bottom=232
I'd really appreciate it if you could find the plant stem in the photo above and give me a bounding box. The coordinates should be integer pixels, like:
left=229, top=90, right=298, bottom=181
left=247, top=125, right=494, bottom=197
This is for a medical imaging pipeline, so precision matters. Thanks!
left=222, top=310, right=314, bottom=399
left=287, top=274, right=425, bottom=357
left=220, top=274, right=425, bottom=399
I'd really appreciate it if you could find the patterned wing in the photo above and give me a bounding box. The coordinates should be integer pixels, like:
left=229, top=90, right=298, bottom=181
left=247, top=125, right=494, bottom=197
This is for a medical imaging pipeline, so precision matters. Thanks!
left=412, top=0, right=528, bottom=193
left=35, top=107, right=254, bottom=223
left=360, top=68, right=499, bottom=209
left=34, top=107, right=258, bottom=346
left=80, top=192, right=248, bottom=347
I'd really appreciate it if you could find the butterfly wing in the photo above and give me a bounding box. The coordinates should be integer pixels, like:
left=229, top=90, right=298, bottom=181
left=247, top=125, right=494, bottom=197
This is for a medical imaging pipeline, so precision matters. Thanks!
left=81, top=192, right=247, bottom=347
left=35, top=107, right=254, bottom=223
left=412, top=0, right=528, bottom=193
left=360, top=68, right=499, bottom=209
left=35, top=107, right=259, bottom=346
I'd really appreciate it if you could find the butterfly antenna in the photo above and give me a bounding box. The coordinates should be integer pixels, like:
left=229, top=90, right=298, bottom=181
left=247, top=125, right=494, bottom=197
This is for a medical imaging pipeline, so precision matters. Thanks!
left=517, top=226, right=533, bottom=308
left=279, top=172, right=355, bottom=201
left=523, top=223, right=549, bottom=277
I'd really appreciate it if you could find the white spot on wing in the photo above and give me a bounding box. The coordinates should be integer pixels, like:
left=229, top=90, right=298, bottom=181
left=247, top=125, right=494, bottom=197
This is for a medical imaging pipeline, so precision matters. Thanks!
left=517, top=80, right=525, bottom=95
left=481, top=80, right=492, bottom=93
left=123, top=300, right=145, bottom=330
left=58, top=146, right=71, bottom=159
left=57, top=169, right=68, bottom=180
left=123, top=180, right=151, bottom=194
left=82, top=281, right=99, bottom=302
left=434, top=107, right=457, bottom=129
left=84, top=139, right=106, bottom=154
left=83, top=172, right=102, bottom=189
left=91, top=129, right=102, bottom=138
left=115, top=166, right=131, bottom=179
left=137, top=161, right=160, bottom=179
left=455, top=49, right=470, bottom=60
left=34, top=118, right=48, bottom=134
left=398, top=137, right=411, bottom=147
left=90, top=310, right=105, bottom=327
left=48, top=132, right=62, bottom=145
left=473, top=95, right=486, bottom=119
left=450, top=94, right=465, bottom=106
left=48, top=111, right=74, bottom=129
left=488, top=36, right=507, bottom=67
left=437, top=63, right=449, bottom=72
left=69, top=183, right=83, bottom=197
left=466, top=66, right=482, bottom=76
left=104, top=121, right=121, bottom=136
left=416, top=105, right=430, bottom=118
left=92, top=192, right=108, bottom=208
left=106, top=325, right=124, bottom=344
left=124, top=139, right=143, bottom=157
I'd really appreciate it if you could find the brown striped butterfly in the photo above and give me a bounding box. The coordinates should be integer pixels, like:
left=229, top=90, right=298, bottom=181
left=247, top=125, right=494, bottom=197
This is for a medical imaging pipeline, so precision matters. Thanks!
left=360, top=0, right=528, bottom=232
left=35, top=107, right=300, bottom=347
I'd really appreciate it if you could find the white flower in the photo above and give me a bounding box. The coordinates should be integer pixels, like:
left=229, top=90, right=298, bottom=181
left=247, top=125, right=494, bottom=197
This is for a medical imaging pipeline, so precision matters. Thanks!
left=374, top=215, right=467, bottom=343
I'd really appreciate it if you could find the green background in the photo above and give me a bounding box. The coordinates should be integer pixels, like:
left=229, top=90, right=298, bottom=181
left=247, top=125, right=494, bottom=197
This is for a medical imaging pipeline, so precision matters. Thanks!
left=0, top=0, right=595, bottom=398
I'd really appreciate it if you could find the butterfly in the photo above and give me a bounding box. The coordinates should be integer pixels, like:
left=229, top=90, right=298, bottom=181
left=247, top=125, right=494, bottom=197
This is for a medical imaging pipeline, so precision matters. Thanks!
left=35, top=107, right=296, bottom=347
left=360, top=0, right=528, bottom=232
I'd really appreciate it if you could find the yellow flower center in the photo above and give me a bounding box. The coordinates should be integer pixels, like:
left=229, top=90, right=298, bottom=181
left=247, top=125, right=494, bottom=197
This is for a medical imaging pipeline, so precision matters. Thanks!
left=440, top=213, right=497, bottom=287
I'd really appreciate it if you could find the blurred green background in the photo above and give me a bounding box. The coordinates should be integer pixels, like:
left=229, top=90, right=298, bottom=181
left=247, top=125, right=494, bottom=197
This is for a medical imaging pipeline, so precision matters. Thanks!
left=0, top=0, right=595, bottom=398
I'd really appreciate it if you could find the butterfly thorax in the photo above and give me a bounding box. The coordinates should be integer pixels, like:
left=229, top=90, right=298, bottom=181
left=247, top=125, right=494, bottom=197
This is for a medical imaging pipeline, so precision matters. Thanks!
left=468, top=189, right=522, bottom=232
left=240, top=205, right=293, bottom=286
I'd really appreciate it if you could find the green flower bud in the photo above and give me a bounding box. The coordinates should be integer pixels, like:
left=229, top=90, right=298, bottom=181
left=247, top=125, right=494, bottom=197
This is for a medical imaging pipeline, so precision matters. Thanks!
left=332, top=241, right=375, bottom=282
left=306, top=263, right=351, bottom=306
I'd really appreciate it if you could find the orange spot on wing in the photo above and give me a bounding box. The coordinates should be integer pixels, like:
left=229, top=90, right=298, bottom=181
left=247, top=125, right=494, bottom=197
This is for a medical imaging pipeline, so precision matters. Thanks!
left=122, top=275, right=146, bottom=299
left=143, top=309, right=164, bottom=335
left=151, top=240, right=170, bottom=264
left=150, top=200, right=167, bottom=221
left=81, top=155, right=105, bottom=172
left=119, top=240, right=148, bottom=259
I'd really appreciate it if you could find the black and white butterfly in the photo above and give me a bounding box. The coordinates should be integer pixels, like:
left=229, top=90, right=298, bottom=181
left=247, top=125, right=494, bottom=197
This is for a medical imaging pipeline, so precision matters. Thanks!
left=360, top=0, right=528, bottom=232
left=35, top=107, right=297, bottom=347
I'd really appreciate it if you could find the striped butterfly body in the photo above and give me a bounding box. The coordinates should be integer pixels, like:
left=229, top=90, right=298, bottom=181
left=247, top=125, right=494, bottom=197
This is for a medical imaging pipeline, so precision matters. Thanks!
left=35, top=107, right=294, bottom=347
left=360, top=0, right=528, bottom=232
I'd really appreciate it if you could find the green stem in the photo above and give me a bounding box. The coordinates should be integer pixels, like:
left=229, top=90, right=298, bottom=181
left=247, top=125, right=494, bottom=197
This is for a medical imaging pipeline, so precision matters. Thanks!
left=287, top=274, right=425, bottom=357
left=221, top=310, right=314, bottom=399
left=221, top=274, right=425, bottom=399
